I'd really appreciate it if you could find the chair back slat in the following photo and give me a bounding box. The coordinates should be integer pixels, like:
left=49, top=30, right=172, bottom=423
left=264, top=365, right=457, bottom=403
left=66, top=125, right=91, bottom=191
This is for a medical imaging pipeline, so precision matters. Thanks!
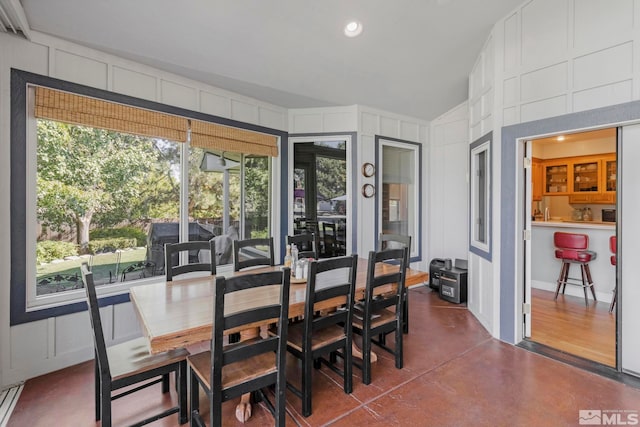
left=165, top=240, right=216, bottom=281
left=233, top=237, right=275, bottom=271
left=222, top=336, right=280, bottom=366
left=225, top=305, right=282, bottom=331
left=80, top=263, right=111, bottom=378
left=312, top=309, right=348, bottom=332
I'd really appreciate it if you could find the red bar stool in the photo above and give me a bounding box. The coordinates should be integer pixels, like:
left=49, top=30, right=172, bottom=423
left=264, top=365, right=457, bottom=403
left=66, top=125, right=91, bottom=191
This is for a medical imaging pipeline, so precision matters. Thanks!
left=609, top=235, right=617, bottom=313
left=553, top=232, right=597, bottom=306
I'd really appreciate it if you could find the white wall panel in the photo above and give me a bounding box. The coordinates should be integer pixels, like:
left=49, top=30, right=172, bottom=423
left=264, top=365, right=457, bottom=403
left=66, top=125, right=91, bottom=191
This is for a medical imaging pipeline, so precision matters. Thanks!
left=471, top=122, right=483, bottom=141
left=160, top=79, right=197, bottom=110
left=520, top=95, right=567, bottom=122
left=112, top=66, right=157, bottom=101
left=483, top=89, right=494, bottom=119
left=521, top=0, right=568, bottom=69
left=379, top=116, right=399, bottom=138
left=573, top=42, right=633, bottom=91
left=361, top=112, right=378, bottom=135
left=483, top=36, right=495, bottom=89
left=200, top=91, right=231, bottom=118
left=574, top=0, right=633, bottom=51
left=503, top=12, right=519, bottom=74
left=323, top=112, right=353, bottom=132
left=231, top=99, right=259, bottom=124
left=573, top=80, right=633, bottom=112
left=259, top=107, right=285, bottom=130
left=503, top=77, right=518, bottom=106
left=470, top=57, right=484, bottom=100
left=54, top=50, right=108, bottom=90
left=400, top=121, right=419, bottom=142
left=10, top=321, right=48, bottom=372
left=291, top=113, right=322, bottom=133
left=54, top=310, right=91, bottom=357
left=520, top=62, right=568, bottom=103
left=470, top=98, right=481, bottom=126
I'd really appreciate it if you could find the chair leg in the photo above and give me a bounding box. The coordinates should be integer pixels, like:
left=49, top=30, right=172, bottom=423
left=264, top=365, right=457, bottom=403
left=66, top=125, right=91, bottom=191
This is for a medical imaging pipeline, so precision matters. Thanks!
left=344, top=341, right=353, bottom=394
left=362, top=331, right=372, bottom=385
left=94, top=357, right=101, bottom=421
left=403, top=290, right=409, bottom=334
left=302, top=354, right=313, bottom=417
left=101, top=376, right=111, bottom=427
left=395, top=323, right=403, bottom=370
left=162, top=373, right=170, bottom=393
left=178, top=361, right=188, bottom=424
left=190, top=370, right=200, bottom=427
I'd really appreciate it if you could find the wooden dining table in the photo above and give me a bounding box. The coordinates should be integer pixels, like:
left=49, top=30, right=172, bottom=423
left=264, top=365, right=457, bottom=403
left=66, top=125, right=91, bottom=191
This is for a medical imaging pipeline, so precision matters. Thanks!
left=129, top=258, right=427, bottom=422
left=129, top=259, right=428, bottom=355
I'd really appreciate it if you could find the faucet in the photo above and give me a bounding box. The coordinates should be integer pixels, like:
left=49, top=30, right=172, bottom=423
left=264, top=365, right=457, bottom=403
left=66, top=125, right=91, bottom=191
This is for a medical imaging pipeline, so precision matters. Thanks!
left=544, top=207, right=550, bottom=221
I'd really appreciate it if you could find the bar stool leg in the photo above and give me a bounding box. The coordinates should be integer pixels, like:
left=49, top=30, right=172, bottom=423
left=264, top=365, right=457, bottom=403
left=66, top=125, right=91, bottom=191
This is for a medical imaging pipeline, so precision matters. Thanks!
left=580, top=264, right=589, bottom=306
left=584, top=263, right=597, bottom=301
left=609, top=285, right=617, bottom=313
left=555, top=262, right=569, bottom=300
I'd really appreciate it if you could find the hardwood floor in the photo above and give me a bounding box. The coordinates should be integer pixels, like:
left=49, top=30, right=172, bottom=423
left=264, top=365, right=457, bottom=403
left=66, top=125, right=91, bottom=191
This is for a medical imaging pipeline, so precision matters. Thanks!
left=9, top=287, right=639, bottom=426
left=531, top=288, right=616, bottom=367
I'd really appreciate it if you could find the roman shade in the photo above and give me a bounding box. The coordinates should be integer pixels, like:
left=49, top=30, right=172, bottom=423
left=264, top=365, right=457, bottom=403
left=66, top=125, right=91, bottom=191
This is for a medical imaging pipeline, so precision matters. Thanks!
left=34, top=86, right=278, bottom=157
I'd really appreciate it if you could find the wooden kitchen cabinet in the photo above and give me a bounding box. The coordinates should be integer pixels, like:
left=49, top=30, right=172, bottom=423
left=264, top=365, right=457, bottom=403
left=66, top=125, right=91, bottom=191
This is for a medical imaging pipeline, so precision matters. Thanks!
left=543, top=153, right=616, bottom=204
left=532, top=158, right=543, bottom=201
left=543, top=160, right=570, bottom=195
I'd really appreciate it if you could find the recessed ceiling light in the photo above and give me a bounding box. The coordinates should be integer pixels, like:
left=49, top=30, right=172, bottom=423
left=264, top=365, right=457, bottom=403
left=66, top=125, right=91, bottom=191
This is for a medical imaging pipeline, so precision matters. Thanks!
left=344, top=20, right=363, bottom=37
left=556, top=135, right=565, bottom=141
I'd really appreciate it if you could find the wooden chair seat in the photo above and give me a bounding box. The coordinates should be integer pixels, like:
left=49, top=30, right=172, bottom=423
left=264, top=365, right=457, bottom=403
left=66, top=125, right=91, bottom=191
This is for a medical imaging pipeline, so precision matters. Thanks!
left=108, top=338, right=189, bottom=381
left=352, top=308, right=397, bottom=330
left=286, top=322, right=346, bottom=353
left=188, top=350, right=276, bottom=390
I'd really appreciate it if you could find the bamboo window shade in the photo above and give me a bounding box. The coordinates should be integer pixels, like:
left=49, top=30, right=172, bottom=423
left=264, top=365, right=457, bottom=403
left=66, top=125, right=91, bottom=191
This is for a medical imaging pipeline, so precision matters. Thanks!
left=34, top=86, right=278, bottom=157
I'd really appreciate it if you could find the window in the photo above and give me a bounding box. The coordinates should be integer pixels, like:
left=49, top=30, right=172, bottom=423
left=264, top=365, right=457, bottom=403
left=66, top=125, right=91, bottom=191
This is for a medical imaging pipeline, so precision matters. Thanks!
left=11, top=69, right=284, bottom=324
left=469, top=132, right=492, bottom=260
left=375, top=136, right=422, bottom=261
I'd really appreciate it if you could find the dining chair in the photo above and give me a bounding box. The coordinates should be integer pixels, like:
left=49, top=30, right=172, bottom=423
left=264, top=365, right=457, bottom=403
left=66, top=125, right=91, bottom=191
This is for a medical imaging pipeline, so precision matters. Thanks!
left=188, top=269, right=290, bottom=427
left=352, top=247, right=408, bottom=385
left=322, top=222, right=338, bottom=257
left=232, top=237, right=275, bottom=271
left=165, top=240, right=216, bottom=281
left=284, top=255, right=357, bottom=417
left=377, top=233, right=412, bottom=334
left=81, top=263, right=189, bottom=427
left=287, top=233, right=318, bottom=259
left=610, top=235, right=617, bottom=313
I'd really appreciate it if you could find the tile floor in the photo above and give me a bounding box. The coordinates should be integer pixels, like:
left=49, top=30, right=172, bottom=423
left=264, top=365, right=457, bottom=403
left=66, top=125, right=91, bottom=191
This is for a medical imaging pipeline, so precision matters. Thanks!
left=8, top=286, right=640, bottom=426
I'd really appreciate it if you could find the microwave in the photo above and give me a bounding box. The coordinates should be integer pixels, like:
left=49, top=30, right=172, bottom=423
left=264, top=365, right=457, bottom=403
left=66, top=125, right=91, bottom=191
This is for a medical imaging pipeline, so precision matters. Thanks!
left=602, top=209, right=616, bottom=222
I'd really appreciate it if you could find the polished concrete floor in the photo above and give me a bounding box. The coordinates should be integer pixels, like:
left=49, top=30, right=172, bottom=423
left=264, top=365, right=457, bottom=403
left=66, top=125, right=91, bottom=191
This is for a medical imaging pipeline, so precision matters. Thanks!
left=8, top=286, right=640, bottom=426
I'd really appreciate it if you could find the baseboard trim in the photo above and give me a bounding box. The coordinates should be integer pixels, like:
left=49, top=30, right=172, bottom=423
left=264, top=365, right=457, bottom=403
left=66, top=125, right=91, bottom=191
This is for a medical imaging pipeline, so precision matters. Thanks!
left=0, top=383, right=24, bottom=427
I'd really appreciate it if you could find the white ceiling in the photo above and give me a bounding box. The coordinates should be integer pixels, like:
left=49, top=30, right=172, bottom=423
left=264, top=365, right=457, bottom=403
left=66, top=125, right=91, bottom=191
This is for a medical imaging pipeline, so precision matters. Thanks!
left=20, top=0, right=523, bottom=121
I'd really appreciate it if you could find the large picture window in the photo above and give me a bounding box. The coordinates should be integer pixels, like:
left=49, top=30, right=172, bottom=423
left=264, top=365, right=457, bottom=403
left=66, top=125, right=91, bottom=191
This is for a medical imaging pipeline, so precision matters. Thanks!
left=11, top=70, right=283, bottom=324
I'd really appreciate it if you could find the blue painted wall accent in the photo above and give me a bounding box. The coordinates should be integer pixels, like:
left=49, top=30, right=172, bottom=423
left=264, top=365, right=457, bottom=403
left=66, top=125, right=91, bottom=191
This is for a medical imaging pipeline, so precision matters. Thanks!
left=500, top=100, right=640, bottom=343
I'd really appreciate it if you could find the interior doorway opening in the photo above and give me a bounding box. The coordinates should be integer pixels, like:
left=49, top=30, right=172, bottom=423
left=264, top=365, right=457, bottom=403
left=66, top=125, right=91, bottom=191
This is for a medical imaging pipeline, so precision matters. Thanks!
left=525, top=128, right=617, bottom=367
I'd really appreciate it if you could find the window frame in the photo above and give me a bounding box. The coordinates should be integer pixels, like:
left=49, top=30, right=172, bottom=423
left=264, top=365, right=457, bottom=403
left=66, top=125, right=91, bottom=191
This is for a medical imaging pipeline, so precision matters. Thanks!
left=11, top=69, right=287, bottom=325
left=469, top=132, right=492, bottom=260
left=374, top=135, right=422, bottom=262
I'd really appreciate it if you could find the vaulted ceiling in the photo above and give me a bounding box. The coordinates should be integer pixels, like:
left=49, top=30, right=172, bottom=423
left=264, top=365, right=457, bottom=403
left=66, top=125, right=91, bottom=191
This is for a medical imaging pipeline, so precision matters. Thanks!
left=19, top=0, right=523, bottom=121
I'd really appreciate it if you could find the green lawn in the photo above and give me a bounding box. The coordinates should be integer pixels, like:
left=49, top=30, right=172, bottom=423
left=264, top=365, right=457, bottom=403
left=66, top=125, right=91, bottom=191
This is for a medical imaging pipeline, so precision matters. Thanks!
left=36, top=247, right=153, bottom=294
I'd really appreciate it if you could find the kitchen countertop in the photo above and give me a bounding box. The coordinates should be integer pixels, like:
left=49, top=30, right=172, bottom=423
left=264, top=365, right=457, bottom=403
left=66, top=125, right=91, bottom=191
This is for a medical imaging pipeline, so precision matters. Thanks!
left=532, top=219, right=615, bottom=230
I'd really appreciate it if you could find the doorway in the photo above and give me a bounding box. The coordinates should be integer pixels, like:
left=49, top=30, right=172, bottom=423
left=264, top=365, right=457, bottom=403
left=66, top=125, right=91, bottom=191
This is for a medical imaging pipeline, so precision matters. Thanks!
left=525, top=128, right=617, bottom=367
left=289, top=136, right=351, bottom=257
